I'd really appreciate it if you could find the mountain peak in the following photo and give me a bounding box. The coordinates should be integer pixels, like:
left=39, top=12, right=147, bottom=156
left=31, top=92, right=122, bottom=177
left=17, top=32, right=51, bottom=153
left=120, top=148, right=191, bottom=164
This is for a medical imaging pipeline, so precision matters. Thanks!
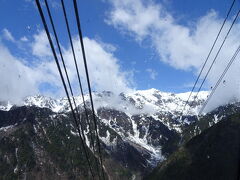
left=0, top=89, right=209, bottom=116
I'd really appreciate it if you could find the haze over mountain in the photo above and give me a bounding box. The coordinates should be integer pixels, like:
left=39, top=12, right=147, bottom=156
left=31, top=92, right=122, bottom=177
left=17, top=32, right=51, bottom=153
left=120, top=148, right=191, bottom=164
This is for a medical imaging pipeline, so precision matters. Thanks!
left=1, top=88, right=237, bottom=179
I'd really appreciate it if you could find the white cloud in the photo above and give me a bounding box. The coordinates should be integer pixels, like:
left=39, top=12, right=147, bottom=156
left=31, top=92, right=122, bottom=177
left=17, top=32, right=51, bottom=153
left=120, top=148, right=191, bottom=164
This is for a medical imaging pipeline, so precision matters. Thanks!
left=0, top=30, right=133, bottom=103
left=146, top=68, right=158, bottom=80
left=62, top=36, right=133, bottom=95
left=50, top=0, right=61, bottom=9
left=0, top=43, right=39, bottom=103
left=106, top=0, right=240, bottom=70
left=20, top=36, right=28, bottom=42
left=106, top=0, right=240, bottom=112
left=2, top=28, right=15, bottom=42
left=31, top=30, right=52, bottom=57
left=96, top=40, right=117, bottom=53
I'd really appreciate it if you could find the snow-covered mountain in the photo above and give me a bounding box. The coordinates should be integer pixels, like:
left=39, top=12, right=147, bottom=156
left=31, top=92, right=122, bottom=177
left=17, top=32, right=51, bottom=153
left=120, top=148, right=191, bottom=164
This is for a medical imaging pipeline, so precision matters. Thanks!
left=0, top=89, right=210, bottom=178
left=1, top=88, right=209, bottom=115
left=2, top=89, right=240, bottom=179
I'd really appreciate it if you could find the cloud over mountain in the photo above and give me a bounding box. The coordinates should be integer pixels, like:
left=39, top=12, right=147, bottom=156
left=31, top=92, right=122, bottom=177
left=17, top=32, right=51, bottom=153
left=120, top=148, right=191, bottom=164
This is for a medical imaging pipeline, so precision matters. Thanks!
left=105, top=0, right=240, bottom=112
left=0, top=29, right=133, bottom=103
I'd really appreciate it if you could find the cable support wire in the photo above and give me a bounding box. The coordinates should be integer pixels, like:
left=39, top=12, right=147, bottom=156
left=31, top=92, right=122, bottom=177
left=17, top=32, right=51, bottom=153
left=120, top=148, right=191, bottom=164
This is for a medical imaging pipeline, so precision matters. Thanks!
left=44, top=0, right=86, bottom=142
left=35, top=0, right=95, bottom=178
left=72, top=0, right=105, bottom=179
left=185, top=8, right=240, bottom=115
left=199, top=44, right=240, bottom=115
left=177, top=0, right=237, bottom=117
left=44, top=2, right=100, bottom=179
left=60, top=0, right=96, bottom=154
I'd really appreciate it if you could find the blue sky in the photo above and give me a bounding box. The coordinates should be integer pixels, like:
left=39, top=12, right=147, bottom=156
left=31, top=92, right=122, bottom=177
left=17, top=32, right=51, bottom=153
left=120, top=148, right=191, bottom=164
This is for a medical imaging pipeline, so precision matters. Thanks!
left=0, top=0, right=240, bottom=102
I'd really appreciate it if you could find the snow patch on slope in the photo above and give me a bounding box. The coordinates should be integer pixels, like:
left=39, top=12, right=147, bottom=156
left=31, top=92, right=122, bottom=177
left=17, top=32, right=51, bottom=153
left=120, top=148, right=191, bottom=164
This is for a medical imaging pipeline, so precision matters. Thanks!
left=0, top=123, right=17, bottom=131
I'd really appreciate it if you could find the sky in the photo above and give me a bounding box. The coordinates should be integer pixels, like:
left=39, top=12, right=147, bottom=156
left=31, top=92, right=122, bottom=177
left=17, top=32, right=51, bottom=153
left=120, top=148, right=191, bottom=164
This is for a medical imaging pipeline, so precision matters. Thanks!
left=0, top=0, right=240, bottom=111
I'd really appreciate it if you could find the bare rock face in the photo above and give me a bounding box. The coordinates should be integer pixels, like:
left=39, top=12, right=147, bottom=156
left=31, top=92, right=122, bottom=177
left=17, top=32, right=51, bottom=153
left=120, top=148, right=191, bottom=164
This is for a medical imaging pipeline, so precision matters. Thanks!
left=1, top=89, right=221, bottom=179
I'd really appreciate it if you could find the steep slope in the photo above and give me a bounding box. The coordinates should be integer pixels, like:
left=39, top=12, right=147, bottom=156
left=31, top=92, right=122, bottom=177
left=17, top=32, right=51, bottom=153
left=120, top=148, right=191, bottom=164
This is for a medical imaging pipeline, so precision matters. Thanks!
left=0, top=106, right=139, bottom=180
left=146, top=112, right=240, bottom=180
left=0, top=106, right=99, bottom=180
left=0, top=89, right=211, bottom=179
left=182, top=102, right=240, bottom=143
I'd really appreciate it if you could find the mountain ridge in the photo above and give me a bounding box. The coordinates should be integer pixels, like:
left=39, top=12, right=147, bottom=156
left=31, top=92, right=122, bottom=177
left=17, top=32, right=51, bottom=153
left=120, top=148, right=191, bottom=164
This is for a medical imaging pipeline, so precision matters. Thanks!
left=2, top=88, right=237, bottom=179
left=146, top=112, right=240, bottom=180
left=0, top=89, right=209, bottom=115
